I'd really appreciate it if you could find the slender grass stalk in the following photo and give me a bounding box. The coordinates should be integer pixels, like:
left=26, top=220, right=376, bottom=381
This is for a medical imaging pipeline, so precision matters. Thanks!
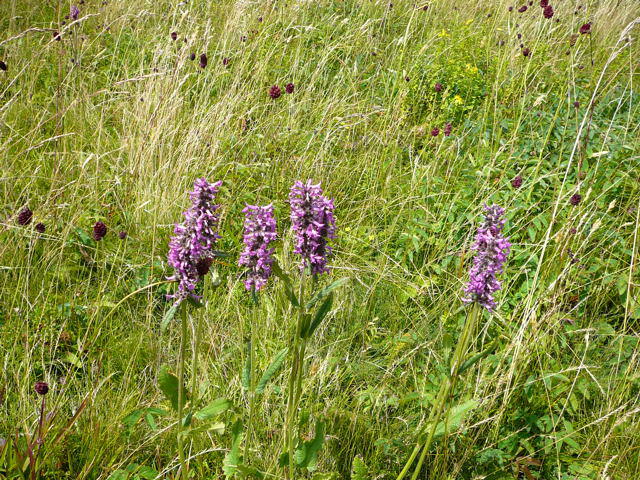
left=397, top=305, right=481, bottom=480
left=177, top=305, right=189, bottom=479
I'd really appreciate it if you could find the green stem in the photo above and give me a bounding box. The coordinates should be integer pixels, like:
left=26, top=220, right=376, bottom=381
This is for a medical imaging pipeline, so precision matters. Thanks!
left=244, top=291, right=259, bottom=461
left=177, top=304, right=189, bottom=479
left=397, top=305, right=481, bottom=480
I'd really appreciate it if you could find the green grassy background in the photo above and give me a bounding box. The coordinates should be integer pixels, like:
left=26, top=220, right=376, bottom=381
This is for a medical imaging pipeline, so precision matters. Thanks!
left=1, top=0, right=639, bottom=478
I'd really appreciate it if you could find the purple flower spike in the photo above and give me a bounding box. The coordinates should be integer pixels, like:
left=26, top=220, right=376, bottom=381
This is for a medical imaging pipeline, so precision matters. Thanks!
left=463, top=205, right=511, bottom=311
left=70, top=5, right=80, bottom=20
left=167, top=178, right=222, bottom=303
left=289, top=180, right=336, bottom=275
left=239, top=204, right=277, bottom=291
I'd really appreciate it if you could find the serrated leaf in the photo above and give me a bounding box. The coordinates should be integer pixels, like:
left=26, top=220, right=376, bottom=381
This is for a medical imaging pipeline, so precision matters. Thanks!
left=351, top=455, right=368, bottom=480
left=158, top=365, right=181, bottom=412
left=305, top=278, right=349, bottom=310
left=194, top=398, right=231, bottom=421
left=256, top=347, right=289, bottom=394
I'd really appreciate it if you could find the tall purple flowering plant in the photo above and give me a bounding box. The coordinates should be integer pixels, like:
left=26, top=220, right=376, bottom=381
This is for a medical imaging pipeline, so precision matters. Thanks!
left=289, top=180, right=336, bottom=275
left=463, top=205, right=511, bottom=311
left=167, top=178, right=222, bottom=303
left=239, top=204, right=277, bottom=291
left=398, top=205, right=511, bottom=480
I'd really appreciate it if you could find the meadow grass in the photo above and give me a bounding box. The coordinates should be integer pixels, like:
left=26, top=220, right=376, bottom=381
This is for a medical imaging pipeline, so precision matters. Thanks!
left=1, top=0, right=639, bottom=478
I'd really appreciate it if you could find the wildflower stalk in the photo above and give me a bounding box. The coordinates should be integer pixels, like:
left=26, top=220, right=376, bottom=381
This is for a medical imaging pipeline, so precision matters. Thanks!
left=177, top=304, right=188, bottom=479
left=244, top=290, right=259, bottom=461
left=396, top=304, right=481, bottom=480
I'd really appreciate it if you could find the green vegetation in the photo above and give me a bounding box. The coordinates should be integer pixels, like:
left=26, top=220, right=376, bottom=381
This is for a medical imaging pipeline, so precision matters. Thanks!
left=1, top=0, right=639, bottom=478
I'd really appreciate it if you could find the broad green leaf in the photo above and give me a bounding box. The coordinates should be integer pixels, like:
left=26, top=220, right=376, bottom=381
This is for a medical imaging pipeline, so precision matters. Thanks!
left=303, top=293, right=333, bottom=338
left=431, top=399, right=479, bottom=439
left=256, top=347, right=289, bottom=394
left=223, top=420, right=244, bottom=478
left=351, top=456, right=368, bottom=480
left=194, top=398, right=232, bottom=421
left=107, top=470, right=128, bottom=480
left=305, top=278, right=349, bottom=310
left=158, top=365, right=181, bottom=412
left=122, top=409, right=145, bottom=429
left=295, top=420, right=325, bottom=470
left=236, top=464, right=264, bottom=478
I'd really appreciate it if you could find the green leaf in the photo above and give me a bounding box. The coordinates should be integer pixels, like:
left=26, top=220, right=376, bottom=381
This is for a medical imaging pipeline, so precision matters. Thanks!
left=305, top=278, right=349, bottom=310
left=223, top=420, right=244, bottom=478
left=122, top=409, right=145, bottom=430
left=107, top=470, right=129, bottom=480
left=272, top=261, right=299, bottom=307
left=158, top=365, right=181, bottom=412
left=160, top=303, right=178, bottom=333
left=303, top=293, right=333, bottom=338
left=236, top=464, right=264, bottom=479
left=351, top=455, right=369, bottom=480
left=256, top=347, right=289, bottom=394
left=194, top=398, right=232, bottom=421
left=431, top=399, right=479, bottom=439
left=294, top=420, right=326, bottom=470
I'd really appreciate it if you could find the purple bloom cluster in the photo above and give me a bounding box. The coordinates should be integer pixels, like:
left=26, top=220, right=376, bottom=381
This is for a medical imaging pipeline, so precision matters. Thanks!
left=238, top=204, right=277, bottom=291
left=167, top=178, right=222, bottom=302
left=289, top=180, right=336, bottom=275
left=463, top=205, right=511, bottom=311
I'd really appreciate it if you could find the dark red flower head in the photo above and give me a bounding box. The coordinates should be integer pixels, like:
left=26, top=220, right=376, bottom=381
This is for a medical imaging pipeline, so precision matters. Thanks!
left=443, top=123, right=452, bottom=136
left=223, top=57, right=230, bottom=66
left=543, top=5, right=554, bottom=18
left=540, top=0, right=548, bottom=6
left=171, top=31, right=178, bottom=41
left=430, top=127, right=440, bottom=136
left=18, top=207, right=33, bottom=226
left=508, top=6, right=514, bottom=11
left=34, top=382, right=49, bottom=395
left=522, top=47, right=531, bottom=57
left=579, top=22, right=591, bottom=34
left=118, top=231, right=127, bottom=239
left=285, top=82, right=294, bottom=94
left=93, top=221, right=107, bottom=241
left=0, top=60, right=7, bottom=71
left=35, top=223, right=46, bottom=233
left=573, top=101, right=580, bottom=108
left=199, top=53, right=208, bottom=68
left=189, top=52, right=196, bottom=61
left=269, top=85, right=282, bottom=99
left=570, top=193, right=582, bottom=206
left=511, top=175, right=523, bottom=188
left=518, top=5, right=527, bottom=12
left=434, top=82, right=443, bottom=92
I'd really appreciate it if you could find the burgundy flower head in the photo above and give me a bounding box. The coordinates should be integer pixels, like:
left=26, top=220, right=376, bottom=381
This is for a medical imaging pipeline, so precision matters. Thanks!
left=518, top=5, right=527, bottom=12
left=0, top=60, right=7, bottom=71
left=570, top=193, right=582, bottom=206
left=34, top=382, right=49, bottom=396
left=17, top=207, right=33, bottom=226
left=93, top=221, right=107, bottom=241
left=269, top=85, right=282, bottom=99
left=434, top=82, right=443, bottom=92
left=540, top=0, right=548, bottom=6
left=171, top=31, right=178, bottom=41
left=543, top=5, right=554, bottom=18
left=118, top=231, right=127, bottom=239
left=579, top=22, right=591, bottom=34
left=223, top=57, right=230, bottom=66
left=35, top=223, right=46, bottom=233
left=511, top=175, right=523, bottom=188
left=522, top=47, right=531, bottom=57
left=443, top=123, right=452, bottom=136
left=199, top=53, right=208, bottom=68
left=285, top=82, right=295, bottom=94
left=431, top=127, right=440, bottom=136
